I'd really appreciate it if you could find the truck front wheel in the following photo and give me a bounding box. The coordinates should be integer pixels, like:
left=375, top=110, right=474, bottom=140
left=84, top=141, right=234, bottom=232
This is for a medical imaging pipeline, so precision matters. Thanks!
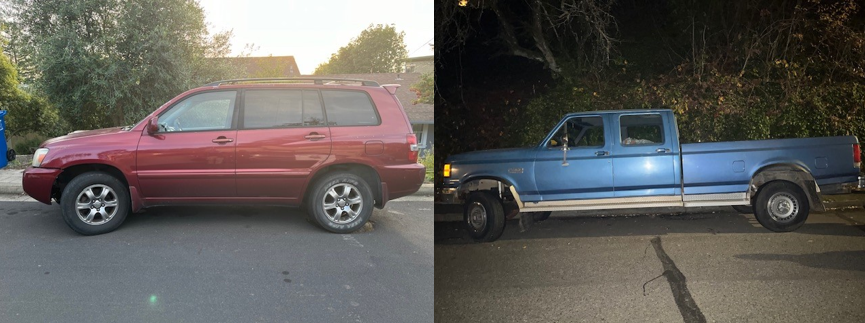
left=754, top=181, right=810, bottom=232
left=464, top=192, right=505, bottom=242
left=60, top=172, right=130, bottom=235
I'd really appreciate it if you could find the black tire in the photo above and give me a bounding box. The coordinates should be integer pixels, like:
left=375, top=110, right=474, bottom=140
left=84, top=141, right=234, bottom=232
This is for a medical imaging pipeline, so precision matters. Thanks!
left=731, top=205, right=754, bottom=214
left=530, top=211, right=552, bottom=222
left=60, top=172, right=130, bottom=235
left=307, top=172, right=374, bottom=233
left=753, top=181, right=810, bottom=232
left=464, top=191, right=506, bottom=242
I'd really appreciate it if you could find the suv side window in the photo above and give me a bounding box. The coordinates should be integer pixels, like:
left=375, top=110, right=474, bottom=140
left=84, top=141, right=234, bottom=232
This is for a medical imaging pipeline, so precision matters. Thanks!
left=321, top=90, right=380, bottom=126
left=158, top=91, right=236, bottom=132
left=547, top=116, right=605, bottom=148
left=243, top=90, right=326, bottom=129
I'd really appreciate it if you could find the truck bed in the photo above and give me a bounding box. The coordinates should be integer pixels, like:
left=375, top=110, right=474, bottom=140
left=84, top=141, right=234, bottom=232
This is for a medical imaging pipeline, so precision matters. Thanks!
left=681, top=136, right=860, bottom=195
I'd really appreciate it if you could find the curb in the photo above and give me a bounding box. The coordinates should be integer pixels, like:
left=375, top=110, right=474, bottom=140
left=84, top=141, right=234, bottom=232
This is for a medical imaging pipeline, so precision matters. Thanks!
left=414, top=183, right=433, bottom=196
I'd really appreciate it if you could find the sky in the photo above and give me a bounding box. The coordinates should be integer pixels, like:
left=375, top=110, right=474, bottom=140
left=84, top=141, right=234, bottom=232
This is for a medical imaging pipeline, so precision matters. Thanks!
left=197, top=0, right=434, bottom=75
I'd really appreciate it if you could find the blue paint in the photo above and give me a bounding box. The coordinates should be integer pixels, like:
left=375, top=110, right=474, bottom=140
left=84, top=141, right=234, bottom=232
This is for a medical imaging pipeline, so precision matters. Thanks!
left=444, top=109, right=861, bottom=202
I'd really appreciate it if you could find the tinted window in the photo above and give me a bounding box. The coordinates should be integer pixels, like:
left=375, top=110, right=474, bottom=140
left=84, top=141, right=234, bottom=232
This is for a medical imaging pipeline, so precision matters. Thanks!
left=243, top=90, right=325, bottom=128
left=620, top=114, right=664, bottom=145
left=548, top=116, right=605, bottom=148
left=158, top=91, right=236, bottom=132
left=321, top=90, right=379, bottom=126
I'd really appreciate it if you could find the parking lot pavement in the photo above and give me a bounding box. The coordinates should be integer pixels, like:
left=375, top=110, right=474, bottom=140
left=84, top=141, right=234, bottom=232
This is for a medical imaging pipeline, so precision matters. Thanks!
left=435, top=206, right=865, bottom=323
left=0, top=197, right=432, bottom=323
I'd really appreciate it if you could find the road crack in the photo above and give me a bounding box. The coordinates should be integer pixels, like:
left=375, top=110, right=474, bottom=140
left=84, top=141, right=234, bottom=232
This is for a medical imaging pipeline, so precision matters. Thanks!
left=646, top=236, right=706, bottom=323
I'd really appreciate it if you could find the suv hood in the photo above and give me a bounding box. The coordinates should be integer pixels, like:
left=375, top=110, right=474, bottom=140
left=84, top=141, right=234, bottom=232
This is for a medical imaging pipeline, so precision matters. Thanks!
left=42, top=127, right=127, bottom=148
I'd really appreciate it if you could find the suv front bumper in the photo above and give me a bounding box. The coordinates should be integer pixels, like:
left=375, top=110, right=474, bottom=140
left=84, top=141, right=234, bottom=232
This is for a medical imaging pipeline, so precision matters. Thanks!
left=22, top=167, right=61, bottom=205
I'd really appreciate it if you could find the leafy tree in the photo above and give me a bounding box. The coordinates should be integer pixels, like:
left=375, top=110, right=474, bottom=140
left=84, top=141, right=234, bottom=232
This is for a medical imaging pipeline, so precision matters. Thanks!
left=0, top=46, right=59, bottom=138
left=314, top=24, right=408, bottom=75
left=10, top=0, right=240, bottom=130
left=410, top=72, right=433, bottom=104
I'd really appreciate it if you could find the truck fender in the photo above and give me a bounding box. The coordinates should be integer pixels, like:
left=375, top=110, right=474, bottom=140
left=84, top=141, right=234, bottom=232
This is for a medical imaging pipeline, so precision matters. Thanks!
left=749, top=165, right=825, bottom=212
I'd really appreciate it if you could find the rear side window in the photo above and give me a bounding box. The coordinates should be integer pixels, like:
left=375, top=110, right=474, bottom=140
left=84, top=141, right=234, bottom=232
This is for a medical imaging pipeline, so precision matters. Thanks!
left=321, top=90, right=380, bottom=126
left=243, top=90, right=325, bottom=129
left=620, top=114, right=664, bottom=145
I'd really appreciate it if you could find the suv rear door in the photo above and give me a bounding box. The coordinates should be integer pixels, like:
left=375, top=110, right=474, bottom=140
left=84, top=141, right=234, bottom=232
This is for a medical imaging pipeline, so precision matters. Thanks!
left=235, top=89, right=331, bottom=200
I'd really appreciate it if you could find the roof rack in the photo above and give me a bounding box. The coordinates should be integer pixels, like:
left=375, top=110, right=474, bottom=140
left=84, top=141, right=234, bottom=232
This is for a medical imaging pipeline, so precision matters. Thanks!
left=204, top=77, right=380, bottom=87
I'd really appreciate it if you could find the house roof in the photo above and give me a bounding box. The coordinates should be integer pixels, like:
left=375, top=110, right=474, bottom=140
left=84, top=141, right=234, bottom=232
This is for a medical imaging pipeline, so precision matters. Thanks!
left=226, top=56, right=301, bottom=77
left=318, top=73, right=433, bottom=124
left=404, top=55, right=434, bottom=62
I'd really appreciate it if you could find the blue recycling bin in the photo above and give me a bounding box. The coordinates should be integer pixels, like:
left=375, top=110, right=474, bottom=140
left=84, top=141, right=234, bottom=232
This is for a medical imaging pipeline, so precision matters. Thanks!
left=0, top=110, right=8, bottom=169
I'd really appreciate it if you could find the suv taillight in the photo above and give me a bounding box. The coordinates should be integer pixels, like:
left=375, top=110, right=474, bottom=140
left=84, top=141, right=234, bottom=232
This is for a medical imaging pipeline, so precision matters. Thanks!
left=408, top=134, right=419, bottom=162
left=854, top=144, right=861, bottom=164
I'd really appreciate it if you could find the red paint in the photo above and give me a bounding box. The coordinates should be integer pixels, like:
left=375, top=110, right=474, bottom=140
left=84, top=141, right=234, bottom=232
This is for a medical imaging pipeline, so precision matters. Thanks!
left=22, top=83, right=425, bottom=211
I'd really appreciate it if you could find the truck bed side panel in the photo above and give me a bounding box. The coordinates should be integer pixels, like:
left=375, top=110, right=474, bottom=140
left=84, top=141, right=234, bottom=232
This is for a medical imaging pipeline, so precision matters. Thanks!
left=681, top=136, right=860, bottom=195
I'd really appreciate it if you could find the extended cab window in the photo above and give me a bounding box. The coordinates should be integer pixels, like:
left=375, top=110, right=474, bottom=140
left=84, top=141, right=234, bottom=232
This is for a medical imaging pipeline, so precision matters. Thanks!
left=158, top=91, right=236, bottom=132
left=620, top=114, right=664, bottom=145
left=321, top=90, right=380, bottom=126
left=243, top=90, right=325, bottom=128
left=548, top=116, right=605, bottom=148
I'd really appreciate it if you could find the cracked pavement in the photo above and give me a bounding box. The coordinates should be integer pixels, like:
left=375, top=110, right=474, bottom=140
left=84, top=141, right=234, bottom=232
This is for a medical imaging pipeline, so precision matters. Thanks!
left=434, top=206, right=865, bottom=322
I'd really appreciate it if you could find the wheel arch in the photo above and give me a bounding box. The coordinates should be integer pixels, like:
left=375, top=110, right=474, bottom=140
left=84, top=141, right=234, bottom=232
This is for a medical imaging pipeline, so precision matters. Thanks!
left=305, top=163, right=383, bottom=208
left=749, top=163, right=824, bottom=212
left=53, top=163, right=130, bottom=203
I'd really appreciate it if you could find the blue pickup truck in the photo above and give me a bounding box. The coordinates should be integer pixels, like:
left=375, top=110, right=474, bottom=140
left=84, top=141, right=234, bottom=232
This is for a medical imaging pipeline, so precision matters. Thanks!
left=441, top=109, right=863, bottom=242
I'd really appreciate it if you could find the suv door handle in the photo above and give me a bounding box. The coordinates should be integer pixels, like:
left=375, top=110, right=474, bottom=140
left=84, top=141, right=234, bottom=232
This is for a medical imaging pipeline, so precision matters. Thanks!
left=212, top=136, right=233, bottom=144
left=304, top=133, right=326, bottom=140
left=595, top=151, right=609, bottom=156
left=656, top=148, right=671, bottom=153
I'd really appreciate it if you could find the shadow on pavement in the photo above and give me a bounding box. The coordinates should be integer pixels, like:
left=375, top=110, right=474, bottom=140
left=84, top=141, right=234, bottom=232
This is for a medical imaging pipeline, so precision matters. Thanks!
left=435, top=208, right=865, bottom=245
left=735, top=250, right=865, bottom=272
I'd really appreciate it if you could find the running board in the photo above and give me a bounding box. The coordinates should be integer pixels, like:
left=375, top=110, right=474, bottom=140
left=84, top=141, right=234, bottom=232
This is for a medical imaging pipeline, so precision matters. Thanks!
left=511, top=186, right=749, bottom=213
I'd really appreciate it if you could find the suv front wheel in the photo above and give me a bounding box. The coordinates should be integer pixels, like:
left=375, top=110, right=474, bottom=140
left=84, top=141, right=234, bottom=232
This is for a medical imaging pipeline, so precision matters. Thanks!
left=307, top=172, right=374, bottom=233
left=60, top=172, right=130, bottom=235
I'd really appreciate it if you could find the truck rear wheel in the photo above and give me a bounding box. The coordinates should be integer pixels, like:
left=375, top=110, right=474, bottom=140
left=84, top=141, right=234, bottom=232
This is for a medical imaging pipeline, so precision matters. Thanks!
left=464, top=192, right=505, bottom=242
left=753, top=181, right=809, bottom=232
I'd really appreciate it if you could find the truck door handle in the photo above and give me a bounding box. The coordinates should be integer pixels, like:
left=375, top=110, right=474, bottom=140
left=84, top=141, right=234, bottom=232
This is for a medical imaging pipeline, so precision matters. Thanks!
left=656, top=148, right=671, bottom=153
left=595, top=151, right=609, bottom=156
left=304, top=132, right=326, bottom=140
left=212, top=136, right=233, bottom=144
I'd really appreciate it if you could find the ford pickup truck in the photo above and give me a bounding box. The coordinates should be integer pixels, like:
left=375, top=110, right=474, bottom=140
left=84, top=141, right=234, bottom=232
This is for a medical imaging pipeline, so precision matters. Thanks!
left=441, top=109, right=863, bottom=242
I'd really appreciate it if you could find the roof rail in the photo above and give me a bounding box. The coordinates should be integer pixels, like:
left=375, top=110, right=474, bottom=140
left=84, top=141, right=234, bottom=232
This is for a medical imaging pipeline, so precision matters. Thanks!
left=204, top=77, right=380, bottom=87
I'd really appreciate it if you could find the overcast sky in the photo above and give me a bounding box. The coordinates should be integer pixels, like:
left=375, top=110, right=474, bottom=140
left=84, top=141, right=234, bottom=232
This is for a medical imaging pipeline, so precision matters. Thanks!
left=197, top=0, right=433, bottom=75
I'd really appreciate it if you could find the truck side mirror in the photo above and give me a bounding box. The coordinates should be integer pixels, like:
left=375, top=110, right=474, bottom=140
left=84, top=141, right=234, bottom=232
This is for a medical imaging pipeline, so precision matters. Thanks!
left=146, top=117, right=159, bottom=135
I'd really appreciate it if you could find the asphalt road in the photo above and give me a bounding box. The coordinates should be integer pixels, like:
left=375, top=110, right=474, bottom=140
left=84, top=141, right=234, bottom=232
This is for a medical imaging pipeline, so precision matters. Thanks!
left=0, top=196, right=433, bottom=323
left=435, top=205, right=865, bottom=323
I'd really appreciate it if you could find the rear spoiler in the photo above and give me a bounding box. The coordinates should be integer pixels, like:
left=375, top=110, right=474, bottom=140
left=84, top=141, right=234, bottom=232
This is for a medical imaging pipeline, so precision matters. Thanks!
left=381, top=84, right=401, bottom=95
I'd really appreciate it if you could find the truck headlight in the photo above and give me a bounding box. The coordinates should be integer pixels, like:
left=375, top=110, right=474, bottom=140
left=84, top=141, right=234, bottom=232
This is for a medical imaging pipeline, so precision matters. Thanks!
left=443, top=164, right=451, bottom=177
left=32, top=148, right=49, bottom=167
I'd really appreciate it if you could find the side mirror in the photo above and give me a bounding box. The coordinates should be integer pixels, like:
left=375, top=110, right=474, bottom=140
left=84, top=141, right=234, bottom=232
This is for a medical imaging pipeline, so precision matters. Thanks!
left=146, top=117, right=159, bottom=135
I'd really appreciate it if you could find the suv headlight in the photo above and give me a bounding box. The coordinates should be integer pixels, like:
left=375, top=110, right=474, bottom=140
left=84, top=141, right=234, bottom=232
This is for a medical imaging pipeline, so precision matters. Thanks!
left=32, top=148, right=49, bottom=167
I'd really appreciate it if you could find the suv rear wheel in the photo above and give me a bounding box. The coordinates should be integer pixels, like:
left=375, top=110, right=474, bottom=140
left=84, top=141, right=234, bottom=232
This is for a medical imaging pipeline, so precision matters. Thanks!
left=307, top=172, right=374, bottom=233
left=60, top=172, right=130, bottom=235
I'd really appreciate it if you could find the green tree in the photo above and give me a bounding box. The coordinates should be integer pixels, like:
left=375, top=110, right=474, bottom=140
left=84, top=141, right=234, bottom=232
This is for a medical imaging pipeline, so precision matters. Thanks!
left=0, top=46, right=58, bottom=138
left=10, top=0, right=240, bottom=130
left=314, top=24, right=408, bottom=75
left=410, top=72, right=433, bottom=104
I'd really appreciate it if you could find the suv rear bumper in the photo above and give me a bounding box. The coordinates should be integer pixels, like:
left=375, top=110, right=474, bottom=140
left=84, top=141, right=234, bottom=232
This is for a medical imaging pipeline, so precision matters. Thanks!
left=380, top=163, right=426, bottom=203
left=22, top=167, right=61, bottom=205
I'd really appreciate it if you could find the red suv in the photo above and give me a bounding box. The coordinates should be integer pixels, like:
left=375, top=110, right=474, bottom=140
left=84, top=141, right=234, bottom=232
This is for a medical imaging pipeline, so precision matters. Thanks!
left=22, top=78, right=425, bottom=235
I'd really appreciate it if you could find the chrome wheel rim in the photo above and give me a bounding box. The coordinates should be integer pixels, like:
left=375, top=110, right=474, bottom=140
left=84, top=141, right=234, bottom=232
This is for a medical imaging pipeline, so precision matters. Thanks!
left=322, top=183, right=363, bottom=224
left=467, top=202, right=487, bottom=232
left=767, top=192, right=799, bottom=222
left=75, top=184, right=119, bottom=226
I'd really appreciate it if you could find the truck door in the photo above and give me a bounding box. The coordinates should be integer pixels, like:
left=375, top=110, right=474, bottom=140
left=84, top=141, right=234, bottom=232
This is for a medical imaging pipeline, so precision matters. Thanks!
left=612, top=113, right=677, bottom=197
left=533, top=115, right=614, bottom=201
